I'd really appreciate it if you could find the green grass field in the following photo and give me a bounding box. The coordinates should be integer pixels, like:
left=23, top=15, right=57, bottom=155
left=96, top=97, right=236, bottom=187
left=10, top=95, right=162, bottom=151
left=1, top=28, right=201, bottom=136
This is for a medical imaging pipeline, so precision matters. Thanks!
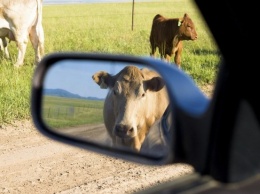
left=43, top=96, right=104, bottom=128
left=0, top=0, right=221, bottom=125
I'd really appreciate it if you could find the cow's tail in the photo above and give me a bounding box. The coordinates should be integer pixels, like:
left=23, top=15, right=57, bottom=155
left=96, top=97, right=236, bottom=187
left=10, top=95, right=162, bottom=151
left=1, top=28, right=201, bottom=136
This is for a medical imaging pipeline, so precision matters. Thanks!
left=36, top=0, right=43, bottom=25
left=35, top=0, right=44, bottom=58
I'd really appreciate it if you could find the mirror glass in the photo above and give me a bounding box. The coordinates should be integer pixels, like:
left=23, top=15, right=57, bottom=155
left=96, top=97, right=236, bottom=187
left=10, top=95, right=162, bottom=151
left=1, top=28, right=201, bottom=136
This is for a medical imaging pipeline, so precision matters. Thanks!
left=42, top=59, right=171, bottom=158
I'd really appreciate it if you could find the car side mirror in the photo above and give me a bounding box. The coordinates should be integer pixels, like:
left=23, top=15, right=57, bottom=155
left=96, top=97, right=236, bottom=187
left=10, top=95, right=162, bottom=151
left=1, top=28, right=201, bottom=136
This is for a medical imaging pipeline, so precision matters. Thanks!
left=31, top=52, right=209, bottom=166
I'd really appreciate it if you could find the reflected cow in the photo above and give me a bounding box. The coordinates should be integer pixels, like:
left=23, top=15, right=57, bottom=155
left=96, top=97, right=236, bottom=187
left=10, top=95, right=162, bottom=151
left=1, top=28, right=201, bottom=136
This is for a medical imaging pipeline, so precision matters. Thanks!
left=140, top=106, right=172, bottom=157
left=92, top=65, right=169, bottom=152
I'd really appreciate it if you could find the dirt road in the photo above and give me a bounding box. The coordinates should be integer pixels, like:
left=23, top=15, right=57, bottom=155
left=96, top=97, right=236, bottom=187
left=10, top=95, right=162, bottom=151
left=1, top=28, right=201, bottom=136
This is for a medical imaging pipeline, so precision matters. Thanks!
left=0, top=119, right=193, bottom=194
left=0, top=85, right=213, bottom=193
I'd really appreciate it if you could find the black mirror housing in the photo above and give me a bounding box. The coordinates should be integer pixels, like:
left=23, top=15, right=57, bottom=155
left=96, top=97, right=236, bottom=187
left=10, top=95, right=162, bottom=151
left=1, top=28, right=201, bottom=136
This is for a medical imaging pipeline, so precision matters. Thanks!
left=31, top=52, right=209, bottom=167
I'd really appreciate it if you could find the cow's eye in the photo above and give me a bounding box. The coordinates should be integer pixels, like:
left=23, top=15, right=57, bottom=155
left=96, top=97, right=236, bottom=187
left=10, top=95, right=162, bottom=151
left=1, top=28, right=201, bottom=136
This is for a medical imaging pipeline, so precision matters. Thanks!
left=113, top=89, right=117, bottom=95
left=142, top=93, right=145, bottom=97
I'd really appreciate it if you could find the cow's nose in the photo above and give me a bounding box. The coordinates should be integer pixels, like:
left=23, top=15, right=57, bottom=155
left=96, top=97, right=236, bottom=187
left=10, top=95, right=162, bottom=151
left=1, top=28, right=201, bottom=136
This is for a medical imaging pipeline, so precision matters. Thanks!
left=115, top=124, right=134, bottom=138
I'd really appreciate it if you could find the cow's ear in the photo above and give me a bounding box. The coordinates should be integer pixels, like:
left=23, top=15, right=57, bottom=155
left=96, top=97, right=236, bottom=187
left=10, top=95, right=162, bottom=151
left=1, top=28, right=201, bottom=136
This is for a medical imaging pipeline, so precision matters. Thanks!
left=92, top=71, right=113, bottom=89
left=179, top=13, right=188, bottom=26
left=145, top=77, right=165, bottom=92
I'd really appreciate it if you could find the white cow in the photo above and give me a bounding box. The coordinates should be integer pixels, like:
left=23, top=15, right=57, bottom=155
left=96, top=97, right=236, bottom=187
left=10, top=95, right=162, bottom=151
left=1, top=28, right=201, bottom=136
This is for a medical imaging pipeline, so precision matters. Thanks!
left=92, top=65, right=169, bottom=152
left=0, top=0, right=44, bottom=67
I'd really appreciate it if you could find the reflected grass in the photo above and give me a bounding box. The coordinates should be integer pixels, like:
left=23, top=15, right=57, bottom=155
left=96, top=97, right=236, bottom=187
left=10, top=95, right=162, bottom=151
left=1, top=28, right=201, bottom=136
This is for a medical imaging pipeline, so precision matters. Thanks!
left=43, top=96, right=104, bottom=128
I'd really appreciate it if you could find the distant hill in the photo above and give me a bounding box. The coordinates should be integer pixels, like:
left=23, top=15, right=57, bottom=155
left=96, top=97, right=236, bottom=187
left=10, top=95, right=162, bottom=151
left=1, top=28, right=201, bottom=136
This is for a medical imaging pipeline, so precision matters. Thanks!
left=44, top=89, right=103, bottom=100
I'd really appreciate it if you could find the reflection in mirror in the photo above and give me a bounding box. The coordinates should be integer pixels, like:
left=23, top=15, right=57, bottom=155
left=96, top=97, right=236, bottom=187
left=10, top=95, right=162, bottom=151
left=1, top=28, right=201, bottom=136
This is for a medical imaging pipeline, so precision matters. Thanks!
left=42, top=60, right=171, bottom=157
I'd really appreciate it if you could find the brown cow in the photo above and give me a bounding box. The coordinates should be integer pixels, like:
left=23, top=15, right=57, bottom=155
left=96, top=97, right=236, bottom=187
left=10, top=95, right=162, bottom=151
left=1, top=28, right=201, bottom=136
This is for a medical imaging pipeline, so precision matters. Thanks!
left=92, top=65, right=169, bottom=152
left=149, top=13, right=198, bottom=68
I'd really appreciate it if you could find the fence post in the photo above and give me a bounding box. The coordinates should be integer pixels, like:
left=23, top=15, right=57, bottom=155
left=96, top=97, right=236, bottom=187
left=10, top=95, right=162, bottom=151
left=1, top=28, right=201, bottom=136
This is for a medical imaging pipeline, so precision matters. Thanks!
left=132, top=0, right=135, bottom=31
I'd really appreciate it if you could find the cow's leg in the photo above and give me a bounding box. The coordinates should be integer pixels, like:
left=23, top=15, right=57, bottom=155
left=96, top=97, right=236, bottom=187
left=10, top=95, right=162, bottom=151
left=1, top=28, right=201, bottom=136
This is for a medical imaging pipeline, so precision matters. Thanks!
left=159, top=42, right=170, bottom=63
left=158, top=46, right=164, bottom=60
left=0, top=37, right=10, bottom=59
left=29, top=24, right=44, bottom=66
left=174, top=50, right=182, bottom=69
left=150, top=47, right=156, bottom=58
left=174, top=42, right=183, bottom=68
left=165, top=54, right=172, bottom=64
left=150, top=41, right=156, bottom=58
left=14, top=32, right=28, bottom=67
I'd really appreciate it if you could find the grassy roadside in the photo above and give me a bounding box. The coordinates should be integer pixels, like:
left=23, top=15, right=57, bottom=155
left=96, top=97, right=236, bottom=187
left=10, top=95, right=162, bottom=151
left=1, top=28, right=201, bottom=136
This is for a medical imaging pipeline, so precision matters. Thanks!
left=0, top=0, right=220, bottom=125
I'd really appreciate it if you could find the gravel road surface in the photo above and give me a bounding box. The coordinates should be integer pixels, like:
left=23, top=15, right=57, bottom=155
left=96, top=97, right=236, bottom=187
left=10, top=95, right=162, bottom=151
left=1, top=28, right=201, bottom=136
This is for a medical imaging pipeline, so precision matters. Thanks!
left=0, top=119, right=193, bottom=193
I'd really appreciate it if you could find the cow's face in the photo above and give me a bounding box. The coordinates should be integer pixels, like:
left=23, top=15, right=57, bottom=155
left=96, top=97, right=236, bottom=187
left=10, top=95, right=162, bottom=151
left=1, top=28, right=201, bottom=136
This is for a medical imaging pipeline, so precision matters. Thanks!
left=112, top=66, right=148, bottom=139
left=179, top=13, right=198, bottom=41
left=92, top=66, right=165, bottom=141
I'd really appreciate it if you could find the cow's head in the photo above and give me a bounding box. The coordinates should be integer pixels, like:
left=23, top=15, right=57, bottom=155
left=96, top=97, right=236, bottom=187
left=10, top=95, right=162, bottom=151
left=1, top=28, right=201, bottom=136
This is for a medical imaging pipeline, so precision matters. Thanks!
left=178, top=13, right=198, bottom=41
left=92, top=66, right=165, bottom=151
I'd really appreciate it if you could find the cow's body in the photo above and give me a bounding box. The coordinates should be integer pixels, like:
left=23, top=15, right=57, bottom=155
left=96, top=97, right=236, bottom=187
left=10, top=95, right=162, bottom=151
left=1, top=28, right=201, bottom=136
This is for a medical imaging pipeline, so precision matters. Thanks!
left=140, top=106, right=172, bottom=156
left=0, top=0, right=44, bottom=67
left=92, top=66, right=169, bottom=152
left=150, top=13, right=197, bottom=68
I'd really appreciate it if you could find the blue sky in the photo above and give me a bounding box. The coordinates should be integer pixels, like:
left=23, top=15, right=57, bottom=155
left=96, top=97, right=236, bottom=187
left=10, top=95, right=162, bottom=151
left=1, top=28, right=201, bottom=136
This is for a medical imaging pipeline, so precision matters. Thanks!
left=44, top=59, right=146, bottom=98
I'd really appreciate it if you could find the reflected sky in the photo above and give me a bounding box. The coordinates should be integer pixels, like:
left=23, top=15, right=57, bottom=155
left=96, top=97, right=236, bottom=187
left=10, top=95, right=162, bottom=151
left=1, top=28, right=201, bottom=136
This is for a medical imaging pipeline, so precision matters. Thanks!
left=44, top=59, right=146, bottom=98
